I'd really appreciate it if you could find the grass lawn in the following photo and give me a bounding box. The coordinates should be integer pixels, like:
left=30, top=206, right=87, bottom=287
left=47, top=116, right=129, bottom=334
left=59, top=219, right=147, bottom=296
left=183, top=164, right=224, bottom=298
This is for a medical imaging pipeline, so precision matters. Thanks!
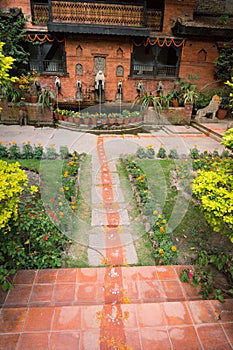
left=137, top=158, right=231, bottom=264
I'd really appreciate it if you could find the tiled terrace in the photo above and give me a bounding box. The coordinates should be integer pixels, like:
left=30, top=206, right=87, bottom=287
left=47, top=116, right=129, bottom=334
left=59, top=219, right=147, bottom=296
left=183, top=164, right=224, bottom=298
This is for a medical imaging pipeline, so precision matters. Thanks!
left=1, top=266, right=233, bottom=350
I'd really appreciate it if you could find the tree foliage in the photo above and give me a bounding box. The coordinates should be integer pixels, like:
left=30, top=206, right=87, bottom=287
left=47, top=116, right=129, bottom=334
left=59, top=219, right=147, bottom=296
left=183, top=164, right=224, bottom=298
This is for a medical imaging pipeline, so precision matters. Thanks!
left=192, top=129, right=233, bottom=242
left=215, top=47, right=233, bottom=81
left=0, top=8, right=28, bottom=75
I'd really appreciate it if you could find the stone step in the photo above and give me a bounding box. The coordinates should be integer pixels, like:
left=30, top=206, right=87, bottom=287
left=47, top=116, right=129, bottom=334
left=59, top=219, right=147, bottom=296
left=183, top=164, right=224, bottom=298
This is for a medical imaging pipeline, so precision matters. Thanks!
left=1, top=297, right=233, bottom=349
left=1, top=266, right=207, bottom=309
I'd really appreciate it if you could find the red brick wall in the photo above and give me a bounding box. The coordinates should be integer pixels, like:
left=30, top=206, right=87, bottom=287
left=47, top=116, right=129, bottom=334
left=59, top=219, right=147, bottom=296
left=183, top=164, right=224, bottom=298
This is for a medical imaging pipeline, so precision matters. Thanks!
left=2, top=0, right=221, bottom=105
left=179, top=39, right=219, bottom=89
left=163, top=0, right=195, bottom=35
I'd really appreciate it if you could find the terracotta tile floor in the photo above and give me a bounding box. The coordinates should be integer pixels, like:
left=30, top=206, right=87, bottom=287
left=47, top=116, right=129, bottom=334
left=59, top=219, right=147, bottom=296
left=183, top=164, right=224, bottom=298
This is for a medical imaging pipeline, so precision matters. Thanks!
left=0, top=266, right=232, bottom=349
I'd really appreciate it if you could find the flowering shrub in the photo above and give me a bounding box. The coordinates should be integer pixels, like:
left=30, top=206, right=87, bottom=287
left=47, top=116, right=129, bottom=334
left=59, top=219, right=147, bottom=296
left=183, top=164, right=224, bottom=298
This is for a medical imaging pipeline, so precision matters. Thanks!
left=192, top=159, right=233, bottom=241
left=17, top=69, right=39, bottom=94
left=124, top=158, right=177, bottom=264
left=222, top=128, right=233, bottom=151
left=124, top=158, right=150, bottom=203
left=152, top=210, right=178, bottom=265
left=0, top=160, right=28, bottom=230
left=0, top=197, right=68, bottom=290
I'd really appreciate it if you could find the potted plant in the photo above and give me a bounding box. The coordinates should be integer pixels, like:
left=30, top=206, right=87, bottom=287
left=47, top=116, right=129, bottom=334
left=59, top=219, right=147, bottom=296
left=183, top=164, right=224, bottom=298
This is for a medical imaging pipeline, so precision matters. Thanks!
left=217, top=96, right=229, bottom=119
left=169, top=89, right=181, bottom=107
left=135, top=91, right=162, bottom=116
left=159, top=93, right=172, bottom=109
left=18, top=70, right=40, bottom=102
left=1, top=82, right=23, bottom=103
left=183, top=89, right=199, bottom=105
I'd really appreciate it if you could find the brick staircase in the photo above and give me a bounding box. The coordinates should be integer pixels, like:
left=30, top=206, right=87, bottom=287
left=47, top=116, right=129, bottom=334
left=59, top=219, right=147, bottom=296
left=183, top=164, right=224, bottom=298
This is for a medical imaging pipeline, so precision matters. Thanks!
left=1, top=265, right=233, bottom=349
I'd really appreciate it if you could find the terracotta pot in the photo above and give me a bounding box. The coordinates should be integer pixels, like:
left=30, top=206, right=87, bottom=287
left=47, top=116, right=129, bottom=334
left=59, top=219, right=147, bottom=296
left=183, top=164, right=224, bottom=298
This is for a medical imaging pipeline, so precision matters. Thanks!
left=172, top=99, right=179, bottom=107
left=73, top=117, right=80, bottom=125
left=30, top=95, right=38, bottom=103
left=217, top=109, right=228, bottom=120
left=67, top=116, right=74, bottom=123
left=83, top=117, right=90, bottom=125
left=117, top=118, right=123, bottom=124
left=108, top=118, right=116, bottom=125
left=91, top=118, right=97, bottom=125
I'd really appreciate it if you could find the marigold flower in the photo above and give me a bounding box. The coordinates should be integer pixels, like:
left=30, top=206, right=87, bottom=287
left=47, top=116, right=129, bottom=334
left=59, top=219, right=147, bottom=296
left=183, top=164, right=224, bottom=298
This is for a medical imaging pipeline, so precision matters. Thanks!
left=43, top=235, right=48, bottom=241
left=171, top=246, right=177, bottom=252
left=69, top=161, right=75, bottom=166
left=162, top=219, right=167, bottom=224
left=159, top=248, right=164, bottom=254
left=153, top=210, right=158, bottom=215
left=160, top=227, right=165, bottom=233
left=158, top=214, right=162, bottom=219
left=63, top=171, right=69, bottom=178
left=50, top=143, right=55, bottom=147
left=160, top=253, right=164, bottom=258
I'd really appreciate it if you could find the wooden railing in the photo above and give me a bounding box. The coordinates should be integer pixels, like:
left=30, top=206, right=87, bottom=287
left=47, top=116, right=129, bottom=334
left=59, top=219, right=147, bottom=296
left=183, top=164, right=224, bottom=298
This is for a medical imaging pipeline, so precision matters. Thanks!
left=33, top=1, right=162, bottom=30
left=33, top=4, right=49, bottom=24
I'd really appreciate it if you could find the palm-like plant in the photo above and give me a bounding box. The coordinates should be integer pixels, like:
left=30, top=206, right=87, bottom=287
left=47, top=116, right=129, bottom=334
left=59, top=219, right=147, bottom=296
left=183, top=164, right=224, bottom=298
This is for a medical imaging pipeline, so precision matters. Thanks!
left=134, top=91, right=162, bottom=117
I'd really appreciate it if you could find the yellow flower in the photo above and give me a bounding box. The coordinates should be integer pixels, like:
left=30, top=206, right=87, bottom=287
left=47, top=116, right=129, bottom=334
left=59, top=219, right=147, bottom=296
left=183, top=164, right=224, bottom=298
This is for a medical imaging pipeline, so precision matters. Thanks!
left=146, top=144, right=153, bottom=149
left=63, top=171, right=69, bottom=178
left=171, top=246, right=177, bottom=252
left=159, top=248, right=164, bottom=254
left=50, top=143, right=55, bottom=147
left=160, top=253, right=164, bottom=258
left=162, top=219, right=167, bottom=224
left=58, top=202, right=63, bottom=206
left=29, top=185, right=38, bottom=194
left=153, top=210, right=158, bottom=215
left=160, top=227, right=165, bottom=233
left=158, top=214, right=162, bottom=219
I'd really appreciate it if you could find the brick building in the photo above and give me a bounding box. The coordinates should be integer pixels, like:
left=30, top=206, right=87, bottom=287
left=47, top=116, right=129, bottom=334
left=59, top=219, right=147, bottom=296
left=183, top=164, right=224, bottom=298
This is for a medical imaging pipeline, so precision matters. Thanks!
left=1, top=0, right=233, bottom=107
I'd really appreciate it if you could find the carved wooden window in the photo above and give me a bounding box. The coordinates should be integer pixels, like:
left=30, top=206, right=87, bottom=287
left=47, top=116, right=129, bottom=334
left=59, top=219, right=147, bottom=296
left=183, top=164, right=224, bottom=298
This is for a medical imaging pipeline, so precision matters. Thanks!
left=27, top=41, right=66, bottom=74
left=131, top=44, right=181, bottom=78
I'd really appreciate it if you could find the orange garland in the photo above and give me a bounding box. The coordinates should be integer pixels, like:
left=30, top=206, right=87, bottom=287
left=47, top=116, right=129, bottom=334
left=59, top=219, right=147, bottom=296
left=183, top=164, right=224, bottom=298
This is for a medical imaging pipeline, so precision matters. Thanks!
left=132, top=37, right=185, bottom=48
left=27, top=34, right=65, bottom=43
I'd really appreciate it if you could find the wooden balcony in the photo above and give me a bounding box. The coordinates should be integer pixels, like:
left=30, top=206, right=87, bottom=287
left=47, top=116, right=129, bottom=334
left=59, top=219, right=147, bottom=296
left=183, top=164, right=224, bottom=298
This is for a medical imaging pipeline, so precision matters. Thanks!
left=33, top=1, right=163, bottom=34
